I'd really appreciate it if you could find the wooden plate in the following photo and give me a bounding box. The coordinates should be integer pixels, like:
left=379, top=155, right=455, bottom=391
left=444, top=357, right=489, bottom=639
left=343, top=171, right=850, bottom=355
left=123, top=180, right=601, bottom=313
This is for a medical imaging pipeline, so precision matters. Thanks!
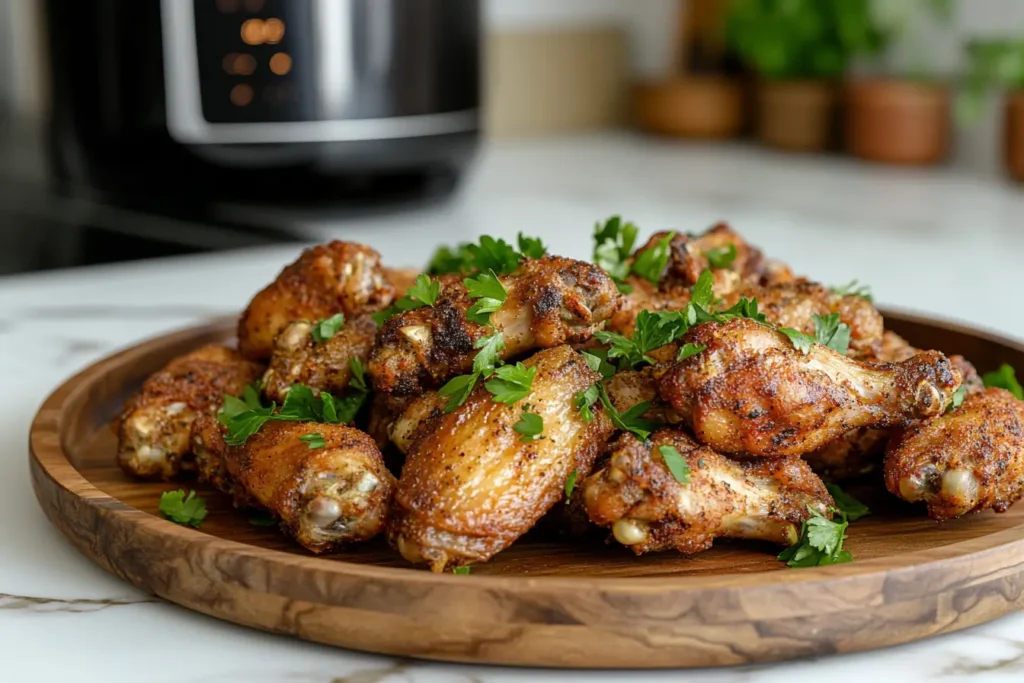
left=28, top=312, right=1024, bottom=669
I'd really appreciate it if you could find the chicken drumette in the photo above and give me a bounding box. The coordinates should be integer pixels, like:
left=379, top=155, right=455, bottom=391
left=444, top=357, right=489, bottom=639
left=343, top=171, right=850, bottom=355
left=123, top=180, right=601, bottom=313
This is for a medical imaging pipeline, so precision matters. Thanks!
left=388, top=345, right=615, bottom=571
left=657, top=318, right=962, bottom=457
left=369, top=256, right=621, bottom=397
left=582, top=430, right=833, bottom=554
left=885, top=387, right=1024, bottom=519
left=239, top=241, right=395, bottom=361
left=117, top=345, right=264, bottom=480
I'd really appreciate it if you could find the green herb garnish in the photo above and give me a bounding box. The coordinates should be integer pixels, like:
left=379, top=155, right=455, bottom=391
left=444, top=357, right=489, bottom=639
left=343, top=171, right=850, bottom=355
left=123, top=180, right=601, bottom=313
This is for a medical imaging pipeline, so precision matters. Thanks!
left=514, top=411, right=544, bottom=442
left=575, top=384, right=601, bottom=422
left=517, top=232, right=547, bottom=259
left=298, top=432, right=326, bottom=449
left=564, top=470, right=579, bottom=500
left=593, top=215, right=639, bottom=284
left=825, top=484, right=870, bottom=522
left=464, top=270, right=508, bottom=325
left=777, top=508, right=853, bottom=568
left=677, top=343, right=706, bottom=361
left=310, top=313, right=346, bottom=343
left=452, top=566, right=472, bottom=575
left=631, top=232, right=675, bottom=285
left=780, top=313, right=852, bottom=356
left=705, top=243, right=737, bottom=269
left=983, top=363, right=1024, bottom=399
left=485, top=362, right=536, bottom=405
left=438, top=373, right=480, bottom=413
left=159, top=490, right=208, bottom=528
left=658, top=445, right=691, bottom=484
left=830, top=280, right=874, bottom=303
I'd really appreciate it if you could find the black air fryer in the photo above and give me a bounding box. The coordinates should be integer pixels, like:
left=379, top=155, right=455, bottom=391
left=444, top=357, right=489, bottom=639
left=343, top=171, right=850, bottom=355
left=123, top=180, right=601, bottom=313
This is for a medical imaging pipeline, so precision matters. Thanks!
left=43, top=0, right=481, bottom=208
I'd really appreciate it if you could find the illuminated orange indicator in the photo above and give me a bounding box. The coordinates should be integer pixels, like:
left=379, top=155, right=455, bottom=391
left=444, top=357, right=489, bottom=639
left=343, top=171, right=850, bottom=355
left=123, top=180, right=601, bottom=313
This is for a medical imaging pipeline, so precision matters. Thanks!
left=263, top=18, right=286, bottom=44
left=269, top=52, right=292, bottom=75
left=230, top=84, right=254, bottom=106
left=222, top=53, right=256, bottom=76
left=241, top=18, right=265, bottom=45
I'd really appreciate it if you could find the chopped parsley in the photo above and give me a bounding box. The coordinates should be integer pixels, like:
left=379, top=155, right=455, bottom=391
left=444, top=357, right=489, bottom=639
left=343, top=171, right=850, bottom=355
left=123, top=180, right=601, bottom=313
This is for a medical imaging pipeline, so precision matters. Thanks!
left=658, top=445, right=691, bottom=484
left=467, top=235, right=522, bottom=275
left=298, top=432, right=326, bottom=449
left=593, top=215, right=639, bottom=285
left=471, top=333, right=506, bottom=376
left=983, top=363, right=1024, bottom=399
left=371, top=273, right=442, bottom=325
left=517, top=232, right=547, bottom=259
left=677, top=343, right=706, bottom=361
left=428, top=243, right=475, bottom=276
left=310, top=313, right=346, bottom=343
left=514, top=411, right=544, bottom=441
left=830, top=280, right=874, bottom=303
left=780, top=313, right=852, bottom=356
left=438, top=373, right=479, bottom=413
left=948, top=384, right=967, bottom=412
left=428, top=234, right=542, bottom=276
left=825, top=484, right=870, bottom=522
left=597, top=384, right=663, bottom=441
left=581, top=350, right=617, bottom=380
left=631, top=232, right=675, bottom=285
left=595, top=309, right=688, bottom=370
left=464, top=270, right=508, bottom=325
left=777, top=507, right=853, bottom=568
left=452, top=566, right=472, bottom=575
left=485, top=362, right=536, bottom=405
left=705, top=243, right=738, bottom=269
left=564, top=470, right=579, bottom=500
left=159, top=489, right=208, bottom=528
left=575, top=384, right=601, bottom=422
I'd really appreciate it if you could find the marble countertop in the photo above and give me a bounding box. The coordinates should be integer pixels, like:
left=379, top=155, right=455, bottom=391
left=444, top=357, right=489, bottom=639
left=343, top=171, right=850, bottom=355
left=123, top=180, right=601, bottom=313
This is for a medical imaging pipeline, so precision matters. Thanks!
left=5, top=133, right=1024, bottom=682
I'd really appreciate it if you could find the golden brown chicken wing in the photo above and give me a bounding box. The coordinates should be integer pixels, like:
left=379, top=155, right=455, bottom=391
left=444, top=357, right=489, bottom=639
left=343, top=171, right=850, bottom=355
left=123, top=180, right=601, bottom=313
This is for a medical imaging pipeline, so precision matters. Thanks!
left=261, top=314, right=377, bottom=403
left=238, top=241, right=394, bottom=360
left=874, top=330, right=982, bottom=392
left=603, top=368, right=682, bottom=424
left=369, top=256, right=621, bottom=396
left=582, top=430, right=832, bottom=554
left=388, top=345, right=615, bottom=571
left=657, top=318, right=962, bottom=457
left=117, top=345, right=264, bottom=480
left=194, top=419, right=396, bottom=552
left=803, top=428, right=889, bottom=481
left=885, top=388, right=1024, bottom=519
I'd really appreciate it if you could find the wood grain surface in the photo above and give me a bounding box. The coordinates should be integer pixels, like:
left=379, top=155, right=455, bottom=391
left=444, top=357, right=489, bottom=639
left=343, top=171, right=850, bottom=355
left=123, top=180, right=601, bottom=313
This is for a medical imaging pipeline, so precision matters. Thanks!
left=28, top=312, right=1024, bottom=668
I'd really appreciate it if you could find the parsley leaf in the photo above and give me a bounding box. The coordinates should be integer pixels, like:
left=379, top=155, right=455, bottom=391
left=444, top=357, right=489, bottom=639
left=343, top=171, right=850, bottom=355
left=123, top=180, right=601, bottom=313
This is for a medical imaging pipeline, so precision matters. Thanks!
left=948, top=384, right=967, bottom=412
left=830, top=280, right=874, bottom=303
left=595, top=310, right=688, bottom=370
left=983, top=363, right=1024, bottom=400
left=471, top=333, right=506, bottom=376
left=348, top=357, right=369, bottom=393
left=677, top=343, right=706, bottom=361
left=813, top=313, right=851, bottom=355
left=452, top=566, right=472, bottom=575
left=310, top=313, right=345, bottom=344
left=406, top=273, right=441, bottom=307
left=581, top=350, right=617, bottom=380
left=439, top=372, right=479, bottom=412
left=298, top=432, right=326, bottom=449
left=705, top=243, right=737, bottom=269
left=777, top=508, right=853, bottom=568
left=690, top=270, right=715, bottom=309
left=159, top=489, right=208, bottom=528
left=631, top=232, right=675, bottom=285
left=593, top=216, right=639, bottom=282
left=247, top=511, right=277, bottom=527
left=465, top=270, right=508, bottom=325
left=468, top=236, right=521, bottom=275
left=517, top=232, right=547, bottom=259
left=658, top=445, right=691, bottom=484
left=597, top=384, right=662, bottom=441
left=564, top=470, right=579, bottom=500
left=485, top=363, right=536, bottom=405
left=779, top=328, right=816, bottom=354
left=575, top=384, right=601, bottom=422
left=221, top=403, right=276, bottom=446
left=825, top=484, right=870, bottom=522
left=711, top=297, right=767, bottom=324
left=514, top=411, right=544, bottom=441
left=428, top=243, right=475, bottom=275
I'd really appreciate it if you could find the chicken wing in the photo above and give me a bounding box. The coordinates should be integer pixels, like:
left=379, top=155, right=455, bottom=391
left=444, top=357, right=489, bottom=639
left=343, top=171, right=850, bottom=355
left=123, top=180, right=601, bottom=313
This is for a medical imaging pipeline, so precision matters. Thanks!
left=603, top=367, right=682, bottom=425
left=369, top=256, right=621, bottom=396
left=261, top=314, right=377, bottom=403
left=885, top=387, right=1024, bottom=519
left=117, top=345, right=264, bottom=480
left=803, top=428, right=889, bottom=481
left=239, top=241, right=394, bottom=361
left=657, top=318, right=962, bottom=457
left=388, top=345, right=615, bottom=571
left=193, top=419, right=396, bottom=552
left=582, top=430, right=832, bottom=554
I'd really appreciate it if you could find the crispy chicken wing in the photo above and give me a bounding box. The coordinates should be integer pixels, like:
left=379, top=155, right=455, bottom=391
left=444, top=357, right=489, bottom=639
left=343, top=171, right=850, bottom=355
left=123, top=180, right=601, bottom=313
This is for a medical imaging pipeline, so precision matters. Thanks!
left=803, top=428, right=889, bottom=481
left=262, top=314, right=377, bottom=403
left=193, top=419, right=396, bottom=552
left=657, top=318, right=962, bottom=457
left=603, top=368, right=682, bottom=424
left=369, top=256, right=621, bottom=396
left=388, top=345, right=615, bottom=571
left=239, top=241, right=394, bottom=360
left=885, top=388, right=1024, bottom=519
left=582, top=430, right=832, bottom=554
left=117, top=345, right=264, bottom=480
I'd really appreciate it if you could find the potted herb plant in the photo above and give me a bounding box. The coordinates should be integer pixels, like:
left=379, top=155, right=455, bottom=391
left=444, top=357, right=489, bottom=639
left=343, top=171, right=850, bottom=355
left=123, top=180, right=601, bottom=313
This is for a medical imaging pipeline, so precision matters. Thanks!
left=958, top=39, right=1024, bottom=183
left=726, top=0, right=884, bottom=152
left=843, top=0, right=954, bottom=166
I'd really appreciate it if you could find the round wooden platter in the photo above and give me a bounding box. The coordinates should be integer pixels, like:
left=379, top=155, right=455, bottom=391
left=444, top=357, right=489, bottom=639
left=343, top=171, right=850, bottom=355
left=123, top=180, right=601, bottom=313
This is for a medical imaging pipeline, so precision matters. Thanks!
left=28, top=312, right=1024, bottom=669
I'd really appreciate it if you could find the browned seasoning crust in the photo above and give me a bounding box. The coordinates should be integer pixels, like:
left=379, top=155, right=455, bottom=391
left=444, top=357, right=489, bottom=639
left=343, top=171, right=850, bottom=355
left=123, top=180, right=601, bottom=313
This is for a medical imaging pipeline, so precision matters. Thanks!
left=117, top=345, right=264, bottom=480
left=262, top=314, right=377, bottom=403
left=387, top=345, right=615, bottom=571
left=238, top=241, right=395, bottom=361
left=369, top=256, right=621, bottom=396
left=656, top=318, right=962, bottom=457
left=582, top=429, right=833, bottom=555
left=803, top=428, right=889, bottom=482
left=885, top=387, right=1024, bottom=519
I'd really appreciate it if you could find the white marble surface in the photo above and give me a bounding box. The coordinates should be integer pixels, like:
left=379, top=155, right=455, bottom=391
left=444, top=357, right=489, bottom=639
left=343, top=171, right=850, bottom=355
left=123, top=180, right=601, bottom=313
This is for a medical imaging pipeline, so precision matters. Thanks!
left=5, top=133, right=1024, bottom=682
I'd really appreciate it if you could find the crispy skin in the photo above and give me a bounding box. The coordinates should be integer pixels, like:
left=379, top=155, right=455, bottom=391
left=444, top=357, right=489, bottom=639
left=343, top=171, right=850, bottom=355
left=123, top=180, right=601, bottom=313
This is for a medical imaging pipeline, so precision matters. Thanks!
left=657, top=318, right=962, bottom=457
left=803, top=428, right=889, bottom=481
left=211, top=421, right=396, bottom=552
left=582, top=430, right=832, bottom=554
left=262, top=314, right=377, bottom=403
left=875, top=330, right=983, bottom=392
left=388, top=345, right=615, bottom=571
left=603, top=368, right=682, bottom=424
left=388, top=391, right=447, bottom=454
left=885, top=388, right=1024, bottom=519
left=191, top=414, right=251, bottom=505
left=238, top=241, right=394, bottom=360
left=369, top=256, right=621, bottom=396
left=117, top=345, right=264, bottom=480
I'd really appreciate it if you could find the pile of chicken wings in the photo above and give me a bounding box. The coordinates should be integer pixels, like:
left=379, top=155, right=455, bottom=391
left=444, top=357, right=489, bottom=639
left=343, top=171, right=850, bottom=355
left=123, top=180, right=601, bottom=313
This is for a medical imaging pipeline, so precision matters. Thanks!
left=114, top=224, right=1024, bottom=571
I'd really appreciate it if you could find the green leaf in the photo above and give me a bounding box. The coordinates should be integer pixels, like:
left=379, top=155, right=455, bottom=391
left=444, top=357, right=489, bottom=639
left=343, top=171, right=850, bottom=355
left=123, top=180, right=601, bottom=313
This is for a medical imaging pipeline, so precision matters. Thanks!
left=472, top=333, right=506, bottom=377
left=310, top=313, right=346, bottom=343
left=514, top=411, right=544, bottom=442
left=947, top=384, right=967, bottom=413
left=983, top=363, right=1024, bottom=400
left=428, top=243, right=475, bottom=275
left=222, top=404, right=276, bottom=446
left=597, top=384, right=663, bottom=441
left=778, top=508, right=853, bottom=568
left=406, top=273, right=441, bottom=307
left=581, top=350, right=617, bottom=380
left=575, top=384, right=601, bottom=422
left=825, top=484, right=870, bottom=522
left=517, top=232, right=547, bottom=259
left=593, top=215, right=639, bottom=283
left=485, top=363, right=536, bottom=405
left=277, top=384, right=323, bottom=422
left=159, top=489, right=208, bottom=528
left=631, top=232, right=675, bottom=285
left=779, top=327, right=816, bottom=355
left=658, top=445, right=691, bottom=485
left=712, top=296, right=767, bottom=324
left=464, top=270, right=508, bottom=325
left=247, top=511, right=278, bottom=527
left=468, top=236, right=521, bottom=275
left=813, top=313, right=851, bottom=355
left=452, top=566, right=472, bottom=575
left=348, top=357, right=369, bottom=393
left=829, top=280, right=874, bottom=303
left=705, top=243, right=737, bottom=269
left=298, top=432, right=326, bottom=449
left=439, top=373, right=479, bottom=413
left=564, top=470, right=579, bottom=501
left=371, top=306, right=398, bottom=327
left=333, top=390, right=368, bottom=425
left=677, top=343, right=706, bottom=361
left=690, top=270, right=715, bottom=309
left=595, top=309, right=688, bottom=370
